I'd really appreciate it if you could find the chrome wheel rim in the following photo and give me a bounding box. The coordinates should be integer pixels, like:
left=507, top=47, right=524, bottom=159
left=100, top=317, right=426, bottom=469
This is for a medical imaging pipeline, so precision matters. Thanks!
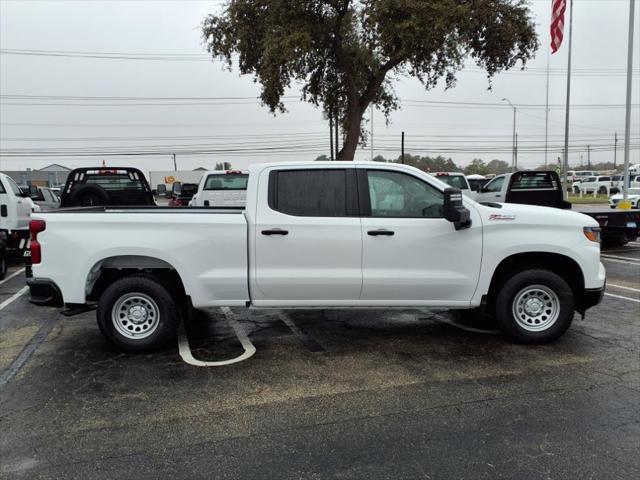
left=112, top=293, right=159, bottom=340
left=512, top=284, right=560, bottom=332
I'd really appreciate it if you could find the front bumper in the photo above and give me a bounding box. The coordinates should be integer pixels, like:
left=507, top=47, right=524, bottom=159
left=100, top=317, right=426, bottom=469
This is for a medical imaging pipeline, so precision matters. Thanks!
left=580, top=282, right=605, bottom=313
left=27, top=278, right=64, bottom=307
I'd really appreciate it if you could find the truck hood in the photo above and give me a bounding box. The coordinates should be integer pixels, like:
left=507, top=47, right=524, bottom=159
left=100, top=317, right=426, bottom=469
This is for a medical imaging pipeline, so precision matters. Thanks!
left=473, top=202, right=599, bottom=228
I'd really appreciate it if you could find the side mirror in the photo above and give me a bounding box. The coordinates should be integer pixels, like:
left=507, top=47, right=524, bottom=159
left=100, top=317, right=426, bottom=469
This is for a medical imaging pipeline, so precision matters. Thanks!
left=443, top=188, right=471, bottom=230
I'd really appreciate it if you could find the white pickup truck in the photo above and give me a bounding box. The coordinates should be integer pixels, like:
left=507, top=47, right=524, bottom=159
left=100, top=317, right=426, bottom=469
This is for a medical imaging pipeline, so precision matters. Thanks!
left=27, top=162, right=605, bottom=352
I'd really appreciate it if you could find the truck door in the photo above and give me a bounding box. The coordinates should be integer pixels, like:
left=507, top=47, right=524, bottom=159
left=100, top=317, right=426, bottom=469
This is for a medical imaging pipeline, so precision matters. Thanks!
left=476, top=175, right=506, bottom=203
left=0, top=176, right=31, bottom=231
left=252, top=167, right=362, bottom=306
left=358, top=167, right=482, bottom=305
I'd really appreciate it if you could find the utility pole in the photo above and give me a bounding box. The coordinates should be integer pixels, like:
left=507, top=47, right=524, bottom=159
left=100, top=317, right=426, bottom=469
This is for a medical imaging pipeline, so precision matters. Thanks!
left=334, top=112, right=339, bottom=160
left=370, top=105, right=374, bottom=161
left=173, top=153, right=177, bottom=171
left=515, top=133, right=518, bottom=170
left=502, top=98, right=517, bottom=172
left=614, top=132, right=618, bottom=169
left=562, top=0, right=574, bottom=194
left=544, top=18, right=551, bottom=167
left=401, top=132, right=405, bottom=164
left=623, top=0, right=635, bottom=200
left=329, top=115, right=334, bottom=161
left=587, top=145, right=591, bottom=168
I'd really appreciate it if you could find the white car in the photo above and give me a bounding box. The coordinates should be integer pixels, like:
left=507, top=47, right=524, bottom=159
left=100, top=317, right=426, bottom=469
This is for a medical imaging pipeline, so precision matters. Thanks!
left=0, top=172, right=33, bottom=256
left=609, top=188, right=640, bottom=209
left=189, top=170, right=249, bottom=207
left=428, top=172, right=476, bottom=199
left=575, top=176, right=612, bottom=195
left=27, top=161, right=605, bottom=352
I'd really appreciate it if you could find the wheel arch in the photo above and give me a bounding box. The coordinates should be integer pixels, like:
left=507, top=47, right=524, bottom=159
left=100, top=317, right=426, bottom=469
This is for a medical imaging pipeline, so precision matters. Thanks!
left=85, top=255, right=187, bottom=304
left=486, top=252, right=586, bottom=313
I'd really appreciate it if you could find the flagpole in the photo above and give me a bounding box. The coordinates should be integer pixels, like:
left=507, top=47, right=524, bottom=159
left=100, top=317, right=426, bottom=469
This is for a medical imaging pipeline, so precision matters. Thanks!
left=622, top=0, right=635, bottom=201
left=562, top=0, right=573, bottom=196
left=544, top=0, right=552, bottom=168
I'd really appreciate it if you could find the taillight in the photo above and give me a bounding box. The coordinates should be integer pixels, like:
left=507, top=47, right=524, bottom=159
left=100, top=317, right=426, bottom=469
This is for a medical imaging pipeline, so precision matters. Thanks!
left=29, top=219, right=46, bottom=264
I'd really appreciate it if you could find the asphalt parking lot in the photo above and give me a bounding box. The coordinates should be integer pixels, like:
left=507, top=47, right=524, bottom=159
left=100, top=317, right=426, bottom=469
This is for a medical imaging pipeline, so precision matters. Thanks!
left=1, top=244, right=639, bottom=479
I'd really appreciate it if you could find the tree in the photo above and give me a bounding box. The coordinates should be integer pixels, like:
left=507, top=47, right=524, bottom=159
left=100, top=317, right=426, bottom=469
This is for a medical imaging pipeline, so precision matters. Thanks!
left=203, top=1, right=538, bottom=160
left=464, top=158, right=489, bottom=176
left=486, top=159, right=510, bottom=175
left=315, top=154, right=331, bottom=161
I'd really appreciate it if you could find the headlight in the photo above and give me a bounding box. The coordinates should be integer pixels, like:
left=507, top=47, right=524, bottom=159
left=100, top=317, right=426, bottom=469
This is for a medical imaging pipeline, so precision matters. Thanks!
left=583, top=227, right=601, bottom=243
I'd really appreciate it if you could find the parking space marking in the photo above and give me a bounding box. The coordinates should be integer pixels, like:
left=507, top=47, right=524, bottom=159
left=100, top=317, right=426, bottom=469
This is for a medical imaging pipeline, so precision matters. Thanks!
left=604, top=293, right=640, bottom=303
left=0, top=268, right=25, bottom=286
left=177, top=307, right=256, bottom=367
left=277, top=312, right=325, bottom=352
left=601, top=253, right=640, bottom=262
left=607, top=283, right=640, bottom=293
left=601, top=257, right=640, bottom=266
left=0, top=286, right=28, bottom=311
left=0, top=314, right=59, bottom=387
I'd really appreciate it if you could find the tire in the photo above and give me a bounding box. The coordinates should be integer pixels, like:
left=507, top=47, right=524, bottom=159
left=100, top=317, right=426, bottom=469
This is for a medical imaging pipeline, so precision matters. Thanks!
left=97, top=275, right=181, bottom=352
left=495, top=269, right=575, bottom=344
left=0, top=251, right=7, bottom=280
left=573, top=186, right=580, bottom=194
left=598, top=186, right=607, bottom=195
left=67, top=185, right=110, bottom=207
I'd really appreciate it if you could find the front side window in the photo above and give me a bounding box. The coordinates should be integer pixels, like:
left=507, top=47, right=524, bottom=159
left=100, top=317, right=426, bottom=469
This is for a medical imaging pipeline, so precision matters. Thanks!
left=366, top=170, right=443, bottom=218
left=485, top=176, right=505, bottom=193
left=269, top=169, right=352, bottom=217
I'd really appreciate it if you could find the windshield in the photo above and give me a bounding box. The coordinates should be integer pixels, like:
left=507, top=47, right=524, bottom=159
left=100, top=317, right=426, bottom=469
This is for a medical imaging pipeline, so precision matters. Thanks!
left=204, top=174, right=248, bottom=191
left=434, top=175, right=469, bottom=190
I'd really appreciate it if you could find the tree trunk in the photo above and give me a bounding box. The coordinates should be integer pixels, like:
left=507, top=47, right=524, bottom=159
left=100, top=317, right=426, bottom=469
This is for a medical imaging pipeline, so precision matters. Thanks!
left=336, top=105, right=365, bottom=160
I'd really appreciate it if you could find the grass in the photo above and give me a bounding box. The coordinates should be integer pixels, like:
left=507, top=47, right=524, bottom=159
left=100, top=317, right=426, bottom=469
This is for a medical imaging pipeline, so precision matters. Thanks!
left=567, top=194, right=609, bottom=204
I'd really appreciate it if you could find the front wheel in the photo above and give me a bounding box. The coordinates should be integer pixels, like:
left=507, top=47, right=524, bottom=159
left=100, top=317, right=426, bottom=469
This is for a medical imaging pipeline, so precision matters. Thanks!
left=97, top=275, right=181, bottom=352
left=495, top=269, right=575, bottom=344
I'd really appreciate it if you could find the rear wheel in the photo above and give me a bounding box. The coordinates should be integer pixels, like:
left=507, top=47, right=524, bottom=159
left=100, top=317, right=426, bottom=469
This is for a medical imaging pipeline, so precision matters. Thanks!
left=97, top=275, right=181, bottom=352
left=495, top=269, right=575, bottom=344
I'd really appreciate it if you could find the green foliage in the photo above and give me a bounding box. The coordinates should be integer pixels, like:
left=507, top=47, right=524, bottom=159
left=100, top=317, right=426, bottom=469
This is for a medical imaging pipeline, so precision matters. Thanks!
left=203, top=1, right=538, bottom=160
left=486, top=159, right=510, bottom=175
left=463, top=158, right=488, bottom=175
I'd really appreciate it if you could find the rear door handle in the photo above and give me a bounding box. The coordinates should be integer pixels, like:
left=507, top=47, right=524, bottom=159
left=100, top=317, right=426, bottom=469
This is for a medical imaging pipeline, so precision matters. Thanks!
left=367, top=229, right=394, bottom=236
left=262, top=228, right=289, bottom=236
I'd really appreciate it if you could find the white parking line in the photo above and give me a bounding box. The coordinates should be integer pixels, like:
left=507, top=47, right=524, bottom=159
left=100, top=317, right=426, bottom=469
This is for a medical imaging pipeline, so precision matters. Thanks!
left=604, top=293, right=640, bottom=303
left=0, top=286, right=29, bottom=311
left=601, top=257, right=640, bottom=266
left=177, top=307, right=256, bottom=367
left=607, top=283, right=640, bottom=293
left=601, top=253, right=640, bottom=262
left=0, top=268, right=25, bottom=286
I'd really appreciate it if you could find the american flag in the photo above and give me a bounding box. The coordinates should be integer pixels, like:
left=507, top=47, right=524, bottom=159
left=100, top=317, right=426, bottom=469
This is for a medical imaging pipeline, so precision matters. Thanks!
left=550, top=0, right=567, bottom=54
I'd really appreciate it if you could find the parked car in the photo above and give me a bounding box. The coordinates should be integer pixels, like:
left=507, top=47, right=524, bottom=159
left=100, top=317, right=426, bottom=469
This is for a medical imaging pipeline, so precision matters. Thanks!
left=609, top=188, right=640, bottom=209
left=168, top=182, right=198, bottom=207
left=428, top=172, right=475, bottom=199
left=189, top=170, right=249, bottom=207
left=30, top=186, right=61, bottom=211
left=28, top=161, right=605, bottom=352
left=0, top=172, right=31, bottom=255
left=466, top=174, right=488, bottom=194
left=60, top=167, right=155, bottom=207
left=574, top=176, right=612, bottom=195
left=567, top=170, right=596, bottom=183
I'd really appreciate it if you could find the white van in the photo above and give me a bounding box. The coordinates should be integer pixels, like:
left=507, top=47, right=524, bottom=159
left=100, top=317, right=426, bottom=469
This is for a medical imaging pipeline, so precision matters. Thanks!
left=189, top=170, right=249, bottom=207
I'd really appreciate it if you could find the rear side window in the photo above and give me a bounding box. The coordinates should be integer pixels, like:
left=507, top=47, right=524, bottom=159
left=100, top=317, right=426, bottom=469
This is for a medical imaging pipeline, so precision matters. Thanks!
left=598, top=176, right=611, bottom=182
left=510, top=172, right=558, bottom=190
left=268, top=169, right=355, bottom=217
left=204, top=174, right=248, bottom=191
left=85, top=175, right=144, bottom=191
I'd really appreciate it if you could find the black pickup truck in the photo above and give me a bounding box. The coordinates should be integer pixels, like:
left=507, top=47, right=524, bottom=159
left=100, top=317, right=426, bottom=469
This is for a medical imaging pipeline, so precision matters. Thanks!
left=478, top=170, right=639, bottom=246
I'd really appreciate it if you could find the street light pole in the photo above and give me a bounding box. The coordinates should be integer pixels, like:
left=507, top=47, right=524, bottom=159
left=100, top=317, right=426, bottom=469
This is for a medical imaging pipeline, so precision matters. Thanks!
left=622, top=0, right=636, bottom=200
left=502, top=98, right=517, bottom=173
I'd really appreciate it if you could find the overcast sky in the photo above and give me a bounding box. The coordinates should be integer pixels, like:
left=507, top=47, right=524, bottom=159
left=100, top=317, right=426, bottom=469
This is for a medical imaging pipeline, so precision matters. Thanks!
left=1, top=0, right=638, bottom=176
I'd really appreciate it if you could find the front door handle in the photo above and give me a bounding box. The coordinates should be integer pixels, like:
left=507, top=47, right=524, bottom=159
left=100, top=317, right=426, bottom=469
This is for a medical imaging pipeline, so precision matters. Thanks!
left=367, top=229, right=394, bottom=236
left=262, top=228, right=289, bottom=236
